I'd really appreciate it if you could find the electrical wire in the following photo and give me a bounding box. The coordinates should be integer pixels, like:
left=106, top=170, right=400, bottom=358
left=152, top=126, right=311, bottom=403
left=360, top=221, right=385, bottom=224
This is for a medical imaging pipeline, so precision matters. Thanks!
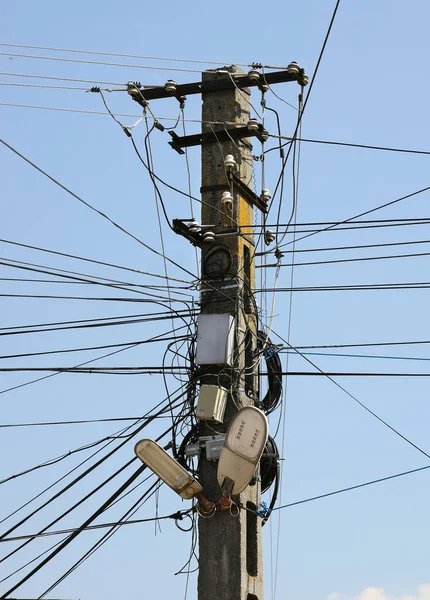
left=0, top=70, right=125, bottom=85
left=277, top=183, right=430, bottom=249
left=271, top=463, right=430, bottom=512
left=256, top=282, right=430, bottom=293
left=0, top=465, right=147, bottom=599
left=270, top=330, right=430, bottom=460
left=0, top=236, right=193, bottom=284
left=0, top=43, right=253, bottom=68
left=270, top=133, right=430, bottom=156
left=0, top=137, right=197, bottom=280
left=0, top=51, right=229, bottom=73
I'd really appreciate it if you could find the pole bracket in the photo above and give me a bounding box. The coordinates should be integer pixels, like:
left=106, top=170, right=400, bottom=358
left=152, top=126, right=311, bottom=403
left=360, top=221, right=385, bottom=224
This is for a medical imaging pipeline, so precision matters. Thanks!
left=168, top=125, right=268, bottom=154
left=227, top=171, right=268, bottom=214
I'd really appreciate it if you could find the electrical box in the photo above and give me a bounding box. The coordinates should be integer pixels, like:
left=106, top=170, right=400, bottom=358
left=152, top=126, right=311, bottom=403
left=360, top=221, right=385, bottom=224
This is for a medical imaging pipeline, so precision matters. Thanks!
left=195, top=385, right=227, bottom=423
left=184, top=443, right=201, bottom=458
left=205, top=436, right=226, bottom=461
left=195, top=313, right=235, bottom=366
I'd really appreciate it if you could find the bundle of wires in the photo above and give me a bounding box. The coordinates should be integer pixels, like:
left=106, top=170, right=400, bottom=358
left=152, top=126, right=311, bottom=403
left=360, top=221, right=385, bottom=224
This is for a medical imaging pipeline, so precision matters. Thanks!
left=257, top=330, right=283, bottom=414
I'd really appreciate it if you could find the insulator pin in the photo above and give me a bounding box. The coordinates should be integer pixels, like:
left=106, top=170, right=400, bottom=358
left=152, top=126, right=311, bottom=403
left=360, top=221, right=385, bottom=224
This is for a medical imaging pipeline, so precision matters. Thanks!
left=224, top=154, right=236, bottom=170
left=165, top=80, right=177, bottom=94
left=203, top=231, right=216, bottom=243
left=264, top=230, right=276, bottom=245
left=287, top=62, right=300, bottom=75
left=247, top=119, right=260, bottom=132
left=248, top=68, right=261, bottom=82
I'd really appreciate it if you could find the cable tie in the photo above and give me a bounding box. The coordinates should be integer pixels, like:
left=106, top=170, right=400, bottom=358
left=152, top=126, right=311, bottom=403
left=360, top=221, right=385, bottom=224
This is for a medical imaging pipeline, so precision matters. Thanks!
left=255, top=501, right=271, bottom=517
left=264, top=347, right=282, bottom=359
left=88, top=86, right=100, bottom=93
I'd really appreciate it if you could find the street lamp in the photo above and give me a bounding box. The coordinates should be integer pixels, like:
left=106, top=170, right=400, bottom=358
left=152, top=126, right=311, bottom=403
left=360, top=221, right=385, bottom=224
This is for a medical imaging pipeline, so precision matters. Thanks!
left=134, top=439, right=203, bottom=500
left=217, top=406, right=268, bottom=495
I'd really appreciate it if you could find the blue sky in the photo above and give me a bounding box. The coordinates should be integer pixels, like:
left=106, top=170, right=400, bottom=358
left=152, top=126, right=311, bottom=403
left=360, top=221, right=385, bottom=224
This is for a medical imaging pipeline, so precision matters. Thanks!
left=1, top=1, right=430, bottom=599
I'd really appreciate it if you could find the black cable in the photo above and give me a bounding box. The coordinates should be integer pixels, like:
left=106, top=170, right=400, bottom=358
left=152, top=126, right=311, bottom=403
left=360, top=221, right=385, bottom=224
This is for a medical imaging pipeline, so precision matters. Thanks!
left=0, top=385, right=189, bottom=540
left=0, top=137, right=197, bottom=280
left=270, top=237, right=430, bottom=255
left=0, top=331, right=187, bottom=361
left=256, top=282, right=430, bottom=293
left=39, top=480, right=176, bottom=598
left=0, top=457, right=137, bottom=564
left=294, top=339, right=430, bottom=350
left=267, top=0, right=342, bottom=215
left=0, top=309, right=196, bottom=339
left=0, top=256, right=193, bottom=303
left=273, top=464, right=430, bottom=512
left=270, top=329, right=430, bottom=461
left=267, top=249, right=430, bottom=268
left=257, top=331, right=282, bottom=414
left=0, top=465, right=147, bottom=599
left=278, top=183, right=430, bottom=249
left=271, top=134, right=430, bottom=156
left=0, top=416, right=144, bottom=428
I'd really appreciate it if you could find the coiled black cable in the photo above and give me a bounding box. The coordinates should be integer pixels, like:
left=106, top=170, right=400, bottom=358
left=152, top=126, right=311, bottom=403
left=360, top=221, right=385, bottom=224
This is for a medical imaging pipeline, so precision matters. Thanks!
left=257, top=330, right=283, bottom=414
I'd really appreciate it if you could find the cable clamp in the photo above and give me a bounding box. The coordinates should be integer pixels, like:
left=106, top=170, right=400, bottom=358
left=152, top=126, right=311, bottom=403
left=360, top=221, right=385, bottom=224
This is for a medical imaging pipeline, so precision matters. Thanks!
left=274, top=247, right=284, bottom=260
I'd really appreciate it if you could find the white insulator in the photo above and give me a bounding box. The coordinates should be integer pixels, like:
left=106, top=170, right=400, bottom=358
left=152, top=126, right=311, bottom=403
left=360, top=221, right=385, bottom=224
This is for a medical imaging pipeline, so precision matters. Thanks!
left=260, top=82, right=269, bottom=92
left=224, top=154, right=236, bottom=170
left=248, top=68, right=261, bottom=82
left=189, top=219, right=200, bottom=233
left=287, top=62, right=300, bottom=75
left=203, top=231, right=216, bottom=243
left=261, top=188, right=271, bottom=203
left=247, top=119, right=260, bottom=132
left=264, top=229, right=276, bottom=245
left=221, top=191, right=233, bottom=212
left=164, top=79, right=177, bottom=93
left=299, top=74, right=309, bottom=86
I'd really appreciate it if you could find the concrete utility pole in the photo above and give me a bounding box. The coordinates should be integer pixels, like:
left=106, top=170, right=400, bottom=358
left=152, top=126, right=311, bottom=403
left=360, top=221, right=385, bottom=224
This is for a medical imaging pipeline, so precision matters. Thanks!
left=128, top=62, right=304, bottom=600
left=198, top=67, right=263, bottom=600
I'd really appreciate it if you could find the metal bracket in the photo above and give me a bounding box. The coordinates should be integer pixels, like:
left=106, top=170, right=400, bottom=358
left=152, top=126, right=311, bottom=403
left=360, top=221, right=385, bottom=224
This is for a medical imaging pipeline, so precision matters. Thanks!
left=129, top=68, right=300, bottom=105
left=172, top=219, right=204, bottom=246
left=199, top=175, right=268, bottom=214
left=227, top=171, right=268, bottom=214
left=221, top=476, right=235, bottom=497
left=168, top=125, right=268, bottom=154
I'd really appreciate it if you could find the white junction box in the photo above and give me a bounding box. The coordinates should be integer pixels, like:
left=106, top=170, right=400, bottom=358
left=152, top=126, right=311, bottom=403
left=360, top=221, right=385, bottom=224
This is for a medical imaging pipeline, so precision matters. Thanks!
left=195, top=385, right=228, bottom=423
left=195, top=313, right=235, bottom=365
